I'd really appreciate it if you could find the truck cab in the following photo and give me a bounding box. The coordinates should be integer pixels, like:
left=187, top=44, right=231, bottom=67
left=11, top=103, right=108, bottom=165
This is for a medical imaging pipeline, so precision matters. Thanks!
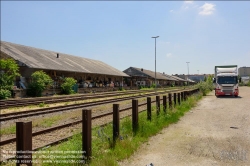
left=213, top=66, right=239, bottom=97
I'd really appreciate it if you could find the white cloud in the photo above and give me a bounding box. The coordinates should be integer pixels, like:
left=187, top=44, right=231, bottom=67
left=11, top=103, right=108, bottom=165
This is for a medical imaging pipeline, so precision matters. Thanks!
left=184, top=1, right=194, bottom=4
left=199, top=3, right=216, bottom=15
left=166, top=53, right=173, bottom=58
left=169, top=10, right=174, bottom=13
left=180, top=1, right=198, bottom=12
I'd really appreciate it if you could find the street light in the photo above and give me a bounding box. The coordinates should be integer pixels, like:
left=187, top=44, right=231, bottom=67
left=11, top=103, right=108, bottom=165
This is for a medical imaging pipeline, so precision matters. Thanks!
left=197, top=70, right=199, bottom=74
left=186, top=62, right=190, bottom=85
left=152, top=36, right=159, bottom=88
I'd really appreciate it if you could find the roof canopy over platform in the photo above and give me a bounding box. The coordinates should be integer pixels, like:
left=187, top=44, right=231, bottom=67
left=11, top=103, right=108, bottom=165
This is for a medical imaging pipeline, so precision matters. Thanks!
left=124, top=67, right=177, bottom=81
left=1, top=41, right=128, bottom=77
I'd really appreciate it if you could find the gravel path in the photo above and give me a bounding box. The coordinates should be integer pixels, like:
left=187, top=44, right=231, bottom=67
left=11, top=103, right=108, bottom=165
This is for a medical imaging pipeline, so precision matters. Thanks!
left=119, top=87, right=250, bottom=166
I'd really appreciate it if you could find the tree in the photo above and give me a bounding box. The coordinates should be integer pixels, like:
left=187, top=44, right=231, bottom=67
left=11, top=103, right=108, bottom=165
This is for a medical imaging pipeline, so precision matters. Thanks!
left=61, top=77, right=77, bottom=94
left=0, top=58, right=20, bottom=99
left=27, top=71, right=53, bottom=97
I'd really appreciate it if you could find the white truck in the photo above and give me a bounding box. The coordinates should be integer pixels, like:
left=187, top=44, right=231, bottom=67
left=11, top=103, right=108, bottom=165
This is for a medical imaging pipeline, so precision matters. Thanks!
left=213, top=65, right=239, bottom=97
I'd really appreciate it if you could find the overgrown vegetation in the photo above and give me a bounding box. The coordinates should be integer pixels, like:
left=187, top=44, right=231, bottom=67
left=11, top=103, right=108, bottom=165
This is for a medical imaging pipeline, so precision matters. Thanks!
left=27, top=91, right=203, bottom=166
left=60, top=77, right=77, bottom=94
left=27, top=71, right=53, bottom=97
left=0, top=58, right=20, bottom=99
left=0, top=89, right=11, bottom=100
left=196, top=75, right=214, bottom=96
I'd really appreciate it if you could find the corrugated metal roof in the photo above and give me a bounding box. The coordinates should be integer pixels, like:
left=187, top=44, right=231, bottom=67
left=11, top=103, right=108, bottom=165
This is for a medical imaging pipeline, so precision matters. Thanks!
left=161, top=73, right=178, bottom=81
left=0, top=41, right=129, bottom=77
left=170, top=75, right=186, bottom=82
left=132, top=67, right=174, bottom=81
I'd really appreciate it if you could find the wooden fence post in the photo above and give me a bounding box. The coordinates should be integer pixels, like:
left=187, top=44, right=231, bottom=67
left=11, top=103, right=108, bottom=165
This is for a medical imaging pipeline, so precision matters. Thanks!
left=181, top=92, right=184, bottom=101
left=178, top=93, right=181, bottom=105
left=132, top=99, right=139, bottom=132
left=168, top=93, right=172, bottom=109
left=184, top=91, right=187, bottom=100
left=147, top=97, right=151, bottom=121
left=156, top=96, right=160, bottom=115
left=173, top=93, right=177, bottom=107
left=82, top=109, right=92, bottom=160
left=163, top=95, right=167, bottom=113
left=16, top=121, right=32, bottom=166
left=113, top=104, right=120, bottom=143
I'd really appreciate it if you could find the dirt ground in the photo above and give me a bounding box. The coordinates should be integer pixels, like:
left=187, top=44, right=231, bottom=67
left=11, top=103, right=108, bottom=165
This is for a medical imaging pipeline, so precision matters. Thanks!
left=119, top=87, right=250, bottom=166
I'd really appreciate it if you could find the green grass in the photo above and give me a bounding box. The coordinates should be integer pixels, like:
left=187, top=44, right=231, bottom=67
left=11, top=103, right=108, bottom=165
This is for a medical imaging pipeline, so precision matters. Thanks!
left=0, top=125, right=16, bottom=136
left=20, top=92, right=203, bottom=166
left=32, top=115, right=64, bottom=128
left=0, top=116, right=62, bottom=136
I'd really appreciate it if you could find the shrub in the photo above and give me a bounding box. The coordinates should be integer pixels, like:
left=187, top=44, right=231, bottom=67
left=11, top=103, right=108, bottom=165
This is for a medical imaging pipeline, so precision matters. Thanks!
left=150, top=83, right=156, bottom=88
left=61, top=77, right=77, bottom=95
left=196, top=75, right=214, bottom=96
left=0, top=89, right=11, bottom=99
left=0, top=58, right=20, bottom=100
left=27, top=71, right=53, bottom=97
left=0, top=58, right=20, bottom=91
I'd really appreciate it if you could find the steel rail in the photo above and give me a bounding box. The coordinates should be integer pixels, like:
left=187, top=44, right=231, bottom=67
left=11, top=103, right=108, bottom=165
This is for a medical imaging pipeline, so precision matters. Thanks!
left=0, top=89, right=184, bottom=121
left=0, top=89, right=156, bottom=109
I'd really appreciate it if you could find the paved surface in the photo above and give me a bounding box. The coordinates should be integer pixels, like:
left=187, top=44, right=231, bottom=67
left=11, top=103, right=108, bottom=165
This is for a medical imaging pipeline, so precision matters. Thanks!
left=119, top=87, right=250, bottom=166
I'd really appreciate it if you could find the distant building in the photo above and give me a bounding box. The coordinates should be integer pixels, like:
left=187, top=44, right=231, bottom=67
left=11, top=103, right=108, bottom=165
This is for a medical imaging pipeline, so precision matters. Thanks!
left=175, top=74, right=206, bottom=83
left=123, top=67, right=179, bottom=87
left=0, top=41, right=129, bottom=96
left=238, top=67, right=250, bottom=77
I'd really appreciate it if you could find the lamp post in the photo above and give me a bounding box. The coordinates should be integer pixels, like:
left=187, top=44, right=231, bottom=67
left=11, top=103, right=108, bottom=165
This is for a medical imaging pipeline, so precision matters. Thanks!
left=152, top=36, right=159, bottom=88
left=186, top=62, right=190, bottom=86
left=197, top=70, right=199, bottom=74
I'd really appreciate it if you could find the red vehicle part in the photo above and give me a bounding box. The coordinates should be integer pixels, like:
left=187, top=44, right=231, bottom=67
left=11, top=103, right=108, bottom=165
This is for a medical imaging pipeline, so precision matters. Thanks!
left=215, top=88, right=239, bottom=97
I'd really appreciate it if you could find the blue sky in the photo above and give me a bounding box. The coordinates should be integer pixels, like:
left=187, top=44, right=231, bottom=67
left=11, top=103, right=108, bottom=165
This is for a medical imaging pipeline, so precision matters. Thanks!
left=1, top=1, right=250, bottom=75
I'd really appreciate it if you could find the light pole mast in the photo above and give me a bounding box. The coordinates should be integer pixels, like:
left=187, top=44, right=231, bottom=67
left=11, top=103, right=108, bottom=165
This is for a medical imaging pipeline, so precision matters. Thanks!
left=152, top=36, right=159, bottom=88
left=186, top=62, right=190, bottom=85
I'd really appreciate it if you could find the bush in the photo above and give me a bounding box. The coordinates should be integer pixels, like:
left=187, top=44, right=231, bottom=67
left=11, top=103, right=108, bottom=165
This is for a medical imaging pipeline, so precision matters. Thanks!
left=196, top=75, right=214, bottom=96
left=150, top=83, right=156, bottom=88
left=0, top=58, right=20, bottom=100
left=0, top=58, right=20, bottom=91
left=197, top=81, right=210, bottom=96
left=0, top=89, right=11, bottom=99
left=61, top=77, right=77, bottom=95
left=27, top=71, right=53, bottom=97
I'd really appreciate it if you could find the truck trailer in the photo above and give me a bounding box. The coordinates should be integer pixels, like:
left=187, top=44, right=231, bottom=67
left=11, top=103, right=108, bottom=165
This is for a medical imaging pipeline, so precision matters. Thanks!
left=213, top=65, right=239, bottom=97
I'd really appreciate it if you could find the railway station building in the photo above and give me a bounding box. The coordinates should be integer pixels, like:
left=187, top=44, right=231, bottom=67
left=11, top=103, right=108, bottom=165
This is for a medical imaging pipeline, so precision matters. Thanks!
left=123, top=67, right=181, bottom=87
left=174, top=74, right=206, bottom=83
left=0, top=41, right=130, bottom=96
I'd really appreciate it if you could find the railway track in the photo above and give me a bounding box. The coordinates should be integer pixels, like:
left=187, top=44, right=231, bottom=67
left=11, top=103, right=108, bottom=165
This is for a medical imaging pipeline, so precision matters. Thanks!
left=0, top=100, right=152, bottom=163
left=0, top=89, right=152, bottom=109
left=0, top=88, right=185, bottom=109
left=0, top=88, right=185, bottom=122
left=0, top=99, right=152, bottom=146
left=0, top=88, right=199, bottom=163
